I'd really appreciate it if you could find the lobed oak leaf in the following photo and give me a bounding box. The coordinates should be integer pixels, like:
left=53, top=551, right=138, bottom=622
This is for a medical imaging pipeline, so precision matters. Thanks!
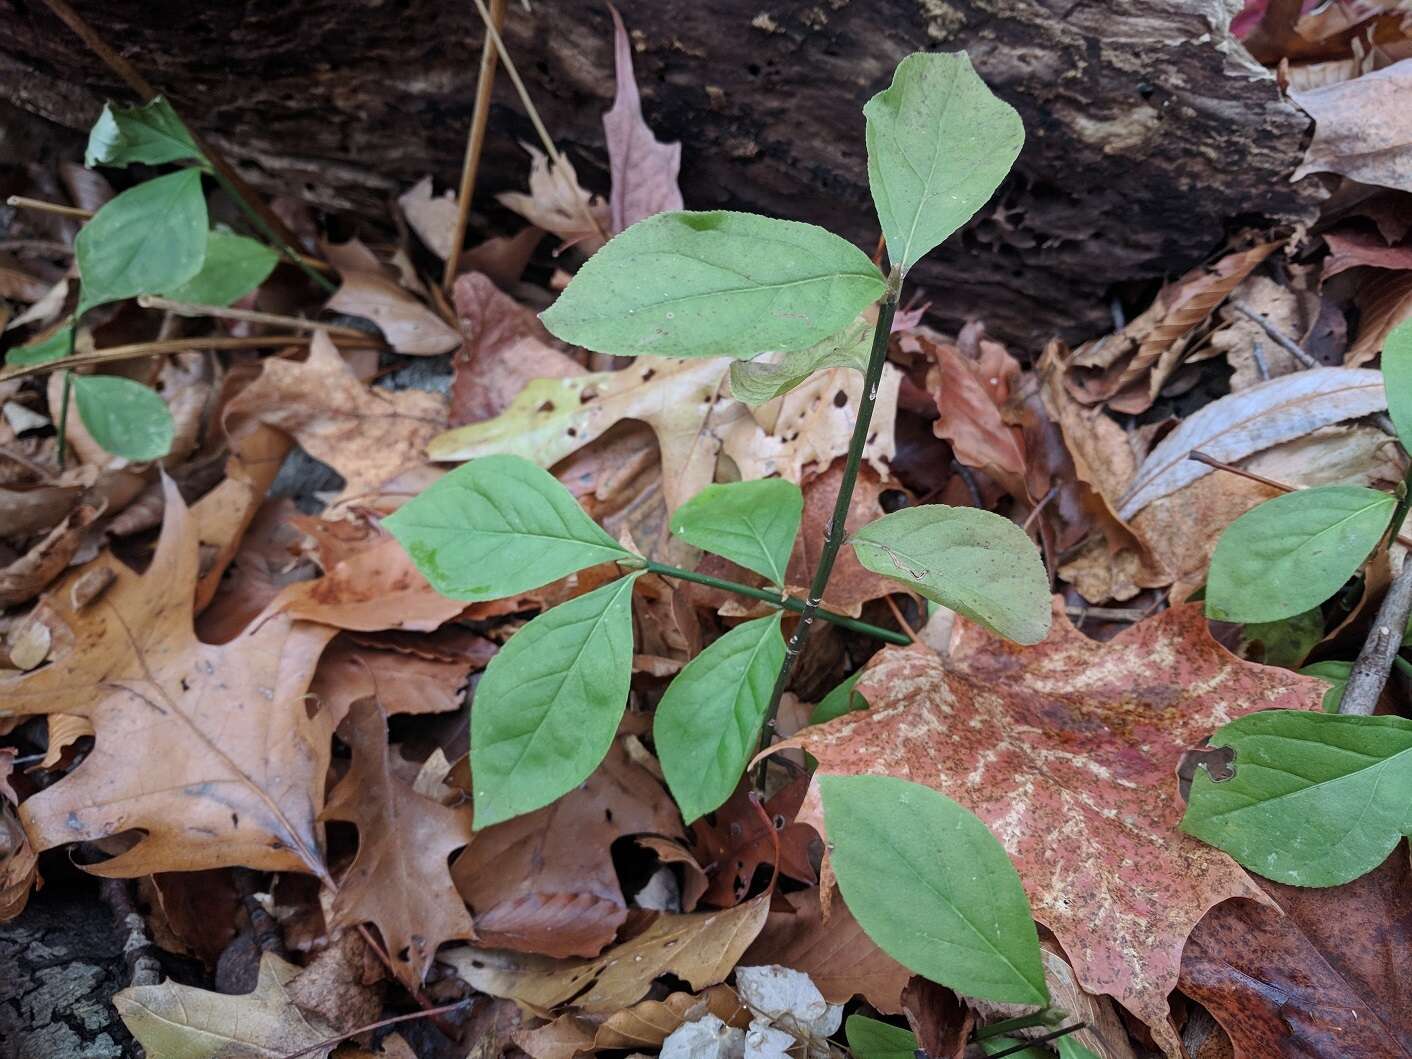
left=115, top=952, right=336, bottom=1059
left=321, top=698, right=475, bottom=987
left=688, top=777, right=818, bottom=908
left=1, top=478, right=337, bottom=876
left=224, top=331, right=447, bottom=508
left=452, top=739, right=684, bottom=958
left=498, top=144, right=610, bottom=256
left=787, top=602, right=1325, bottom=1057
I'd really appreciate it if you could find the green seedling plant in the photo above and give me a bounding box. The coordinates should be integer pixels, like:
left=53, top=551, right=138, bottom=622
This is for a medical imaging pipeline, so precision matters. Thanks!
left=391, top=52, right=1059, bottom=1008
left=1183, top=317, right=1412, bottom=887
left=7, top=97, right=287, bottom=461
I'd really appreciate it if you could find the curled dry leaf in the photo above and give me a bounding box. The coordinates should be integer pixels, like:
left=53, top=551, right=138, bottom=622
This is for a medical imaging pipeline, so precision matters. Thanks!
left=399, top=175, right=460, bottom=260
left=1179, top=848, right=1412, bottom=1058
left=326, top=269, right=461, bottom=355
left=603, top=4, right=683, bottom=233
left=498, top=145, right=610, bottom=255
left=743, top=887, right=909, bottom=1015
left=1348, top=269, right=1412, bottom=365
left=115, top=953, right=336, bottom=1059
left=224, top=331, right=447, bottom=507
left=443, top=891, right=769, bottom=1016
left=430, top=356, right=736, bottom=515
left=1066, top=244, right=1278, bottom=414
left=1290, top=58, right=1412, bottom=193
left=0, top=503, right=98, bottom=608
left=788, top=603, right=1325, bottom=1057
left=1117, top=367, right=1387, bottom=519
left=920, top=333, right=1027, bottom=499
left=0, top=750, right=37, bottom=924
left=322, top=698, right=474, bottom=987
left=449, top=271, right=582, bottom=427
left=688, top=777, right=818, bottom=908
left=0, top=479, right=337, bottom=876
left=452, top=739, right=684, bottom=958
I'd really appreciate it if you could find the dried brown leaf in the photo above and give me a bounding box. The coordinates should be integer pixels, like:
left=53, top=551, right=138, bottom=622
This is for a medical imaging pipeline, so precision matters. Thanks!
left=1291, top=59, right=1412, bottom=192
left=327, top=270, right=461, bottom=355
left=603, top=5, right=683, bottom=233
left=0, top=480, right=337, bottom=876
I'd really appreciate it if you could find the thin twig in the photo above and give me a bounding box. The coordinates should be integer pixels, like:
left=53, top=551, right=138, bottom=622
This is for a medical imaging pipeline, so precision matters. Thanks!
left=981, top=1024, right=1087, bottom=1059
left=1230, top=300, right=1396, bottom=434
left=883, top=595, right=920, bottom=643
left=444, top=0, right=507, bottom=292
left=5, top=195, right=90, bottom=219
left=136, top=295, right=367, bottom=337
left=277, top=999, right=473, bottom=1059
left=1340, top=466, right=1412, bottom=715
left=1189, top=451, right=1412, bottom=550
left=756, top=266, right=903, bottom=784
left=0, top=332, right=379, bottom=385
left=468, top=0, right=608, bottom=245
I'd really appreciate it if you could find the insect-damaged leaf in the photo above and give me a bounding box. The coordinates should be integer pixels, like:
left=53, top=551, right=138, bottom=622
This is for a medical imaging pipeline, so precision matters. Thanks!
left=540, top=211, right=885, bottom=360
left=1183, top=710, right=1412, bottom=888
left=820, top=774, right=1048, bottom=1006
left=85, top=96, right=204, bottom=169
left=385, top=454, right=631, bottom=603
left=849, top=505, right=1051, bottom=645
left=864, top=52, right=1023, bottom=275
left=1205, top=486, right=1395, bottom=624
left=471, top=573, right=641, bottom=828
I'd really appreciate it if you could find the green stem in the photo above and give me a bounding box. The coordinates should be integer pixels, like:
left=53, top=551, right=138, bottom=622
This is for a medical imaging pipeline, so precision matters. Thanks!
left=1389, top=464, right=1412, bottom=544
left=644, top=560, right=909, bottom=646
left=974, top=1010, right=1062, bottom=1040
left=55, top=321, right=78, bottom=468
left=207, top=168, right=336, bottom=294
left=1394, top=654, right=1412, bottom=681
left=755, top=265, right=903, bottom=779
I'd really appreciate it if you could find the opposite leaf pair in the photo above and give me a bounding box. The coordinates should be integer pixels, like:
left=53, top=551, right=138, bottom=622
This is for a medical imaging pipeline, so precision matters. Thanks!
left=387, top=453, right=1051, bottom=828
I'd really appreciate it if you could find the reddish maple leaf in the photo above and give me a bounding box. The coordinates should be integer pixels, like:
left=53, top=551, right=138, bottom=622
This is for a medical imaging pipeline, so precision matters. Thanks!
left=789, top=602, right=1323, bottom=1057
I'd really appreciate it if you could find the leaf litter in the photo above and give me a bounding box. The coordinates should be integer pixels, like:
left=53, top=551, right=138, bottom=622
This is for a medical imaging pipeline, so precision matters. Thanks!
left=6, top=5, right=1412, bottom=1059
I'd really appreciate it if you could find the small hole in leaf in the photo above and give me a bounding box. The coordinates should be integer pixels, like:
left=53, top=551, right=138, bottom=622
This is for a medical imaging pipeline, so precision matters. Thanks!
left=833, top=391, right=848, bottom=407
left=537, top=401, right=556, bottom=413
left=642, top=368, right=656, bottom=381
left=567, top=427, right=578, bottom=437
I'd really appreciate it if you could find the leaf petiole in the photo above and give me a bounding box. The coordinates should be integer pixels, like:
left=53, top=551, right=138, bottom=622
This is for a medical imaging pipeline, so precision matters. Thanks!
left=642, top=559, right=909, bottom=646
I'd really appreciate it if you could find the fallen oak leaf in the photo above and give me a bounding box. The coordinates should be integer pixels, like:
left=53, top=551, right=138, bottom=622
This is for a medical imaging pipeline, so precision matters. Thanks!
left=688, top=776, right=818, bottom=908
left=308, top=634, right=481, bottom=727
left=498, top=144, right=610, bottom=255
left=224, top=331, right=446, bottom=507
left=603, top=3, right=683, bottom=233
left=322, top=698, right=475, bottom=987
left=326, top=269, right=461, bottom=355
left=0, top=478, right=337, bottom=877
left=787, top=602, right=1324, bottom=1057
left=451, top=739, right=684, bottom=958
left=443, top=891, right=769, bottom=1015
left=115, top=952, right=336, bottom=1059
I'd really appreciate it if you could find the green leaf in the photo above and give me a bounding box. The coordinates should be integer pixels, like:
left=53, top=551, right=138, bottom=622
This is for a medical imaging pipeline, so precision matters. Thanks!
left=810, top=671, right=868, bottom=726
left=161, top=230, right=278, bottom=306
left=1055, top=1039, right=1102, bottom=1059
left=845, top=1016, right=916, bottom=1059
left=1299, top=660, right=1353, bottom=713
left=820, top=773, right=1048, bottom=1005
left=865, top=52, right=1024, bottom=275
left=76, top=169, right=208, bottom=315
left=981, top=1041, right=1048, bottom=1059
left=384, top=454, right=631, bottom=602
left=849, top=505, right=1050, bottom=645
left=1240, top=606, right=1324, bottom=668
left=728, top=316, right=872, bottom=405
left=471, top=573, right=641, bottom=828
left=71, top=375, right=174, bottom=461
left=85, top=96, right=204, bottom=169
left=669, top=479, right=803, bottom=586
left=1205, top=486, right=1395, bottom=624
left=1381, top=318, right=1412, bottom=454
left=539, top=211, right=885, bottom=360
left=1182, top=709, right=1412, bottom=887
left=654, top=612, right=785, bottom=822
left=5, top=325, right=72, bottom=368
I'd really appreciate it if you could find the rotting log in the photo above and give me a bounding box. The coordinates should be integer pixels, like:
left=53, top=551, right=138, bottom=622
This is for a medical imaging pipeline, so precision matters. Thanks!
left=0, top=0, right=1320, bottom=346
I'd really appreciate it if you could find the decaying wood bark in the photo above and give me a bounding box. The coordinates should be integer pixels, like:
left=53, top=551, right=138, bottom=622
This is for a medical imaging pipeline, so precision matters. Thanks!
left=0, top=0, right=1320, bottom=345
